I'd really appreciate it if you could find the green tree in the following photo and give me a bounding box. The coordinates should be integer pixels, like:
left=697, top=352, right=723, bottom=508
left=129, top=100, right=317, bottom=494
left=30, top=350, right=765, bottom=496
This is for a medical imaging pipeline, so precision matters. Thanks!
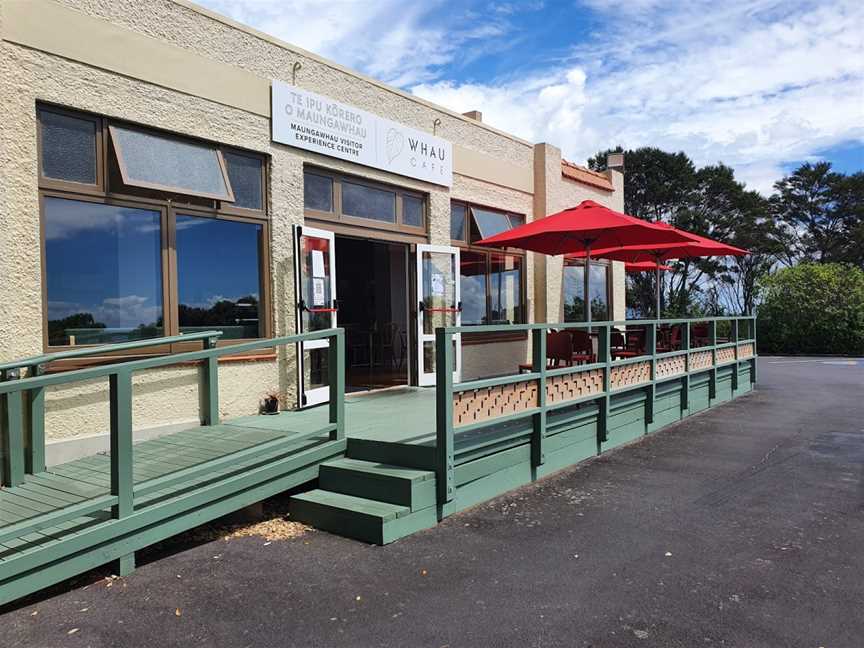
left=757, top=263, right=864, bottom=355
left=771, top=162, right=864, bottom=267
left=590, top=149, right=779, bottom=316
left=590, top=147, right=698, bottom=316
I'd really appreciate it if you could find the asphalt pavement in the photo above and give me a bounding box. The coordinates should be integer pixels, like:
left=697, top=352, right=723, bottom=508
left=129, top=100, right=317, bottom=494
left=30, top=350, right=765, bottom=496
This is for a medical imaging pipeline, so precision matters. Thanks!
left=3, top=357, right=863, bottom=648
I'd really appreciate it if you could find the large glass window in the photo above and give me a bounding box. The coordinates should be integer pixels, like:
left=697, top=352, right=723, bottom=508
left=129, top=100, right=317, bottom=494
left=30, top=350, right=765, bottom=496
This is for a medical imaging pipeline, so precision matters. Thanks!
left=563, top=261, right=609, bottom=322
left=110, top=124, right=233, bottom=201
left=176, top=215, right=263, bottom=339
left=38, top=105, right=270, bottom=351
left=489, top=253, right=524, bottom=324
left=459, top=251, right=525, bottom=326
left=44, top=197, right=163, bottom=346
left=460, top=250, right=488, bottom=325
left=39, top=109, right=98, bottom=185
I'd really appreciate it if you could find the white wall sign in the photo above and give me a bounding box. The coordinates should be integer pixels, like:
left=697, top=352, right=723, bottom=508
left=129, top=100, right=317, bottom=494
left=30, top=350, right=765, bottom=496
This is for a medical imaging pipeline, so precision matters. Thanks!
left=272, top=80, right=452, bottom=187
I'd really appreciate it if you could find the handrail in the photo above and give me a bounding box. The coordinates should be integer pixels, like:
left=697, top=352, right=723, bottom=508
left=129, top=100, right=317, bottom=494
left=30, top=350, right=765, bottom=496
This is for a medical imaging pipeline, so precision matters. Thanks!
left=450, top=315, right=755, bottom=336
left=0, top=328, right=336, bottom=394
left=0, top=325, right=347, bottom=537
left=434, top=315, right=757, bottom=505
left=0, top=330, right=224, bottom=373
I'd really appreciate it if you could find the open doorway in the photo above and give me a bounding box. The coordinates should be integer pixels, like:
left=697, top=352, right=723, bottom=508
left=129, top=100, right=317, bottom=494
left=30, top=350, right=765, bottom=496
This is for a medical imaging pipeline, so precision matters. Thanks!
left=335, top=236, right=409, bottom=392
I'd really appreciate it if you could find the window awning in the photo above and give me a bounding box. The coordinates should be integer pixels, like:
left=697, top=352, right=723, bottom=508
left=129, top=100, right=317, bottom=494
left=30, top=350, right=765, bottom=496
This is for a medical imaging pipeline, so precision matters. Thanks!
left=109, top=124, right=235, bottom=202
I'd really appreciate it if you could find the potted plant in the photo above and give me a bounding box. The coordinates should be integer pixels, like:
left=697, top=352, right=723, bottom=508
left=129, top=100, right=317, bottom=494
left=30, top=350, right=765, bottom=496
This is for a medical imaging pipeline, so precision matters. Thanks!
left=262, top=390, right=280, bottom=415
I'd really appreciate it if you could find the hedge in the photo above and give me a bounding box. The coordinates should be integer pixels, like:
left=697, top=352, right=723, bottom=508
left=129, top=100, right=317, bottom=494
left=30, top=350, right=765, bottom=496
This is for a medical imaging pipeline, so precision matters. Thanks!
left=757, top=263, right=864, bottom=355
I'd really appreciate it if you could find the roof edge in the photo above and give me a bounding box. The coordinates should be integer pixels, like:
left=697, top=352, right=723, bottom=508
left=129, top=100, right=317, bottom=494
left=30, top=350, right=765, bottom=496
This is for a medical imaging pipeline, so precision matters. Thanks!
left=173, top=0, right=534, bottom=149
left=561, top=159, right=614, bottom=192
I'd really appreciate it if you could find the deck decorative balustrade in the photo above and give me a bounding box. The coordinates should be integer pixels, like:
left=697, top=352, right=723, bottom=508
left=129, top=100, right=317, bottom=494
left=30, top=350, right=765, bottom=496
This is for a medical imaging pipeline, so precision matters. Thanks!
left=434, top=317, right=757, bottom=504
left=0, top=329, right=345, bottom=547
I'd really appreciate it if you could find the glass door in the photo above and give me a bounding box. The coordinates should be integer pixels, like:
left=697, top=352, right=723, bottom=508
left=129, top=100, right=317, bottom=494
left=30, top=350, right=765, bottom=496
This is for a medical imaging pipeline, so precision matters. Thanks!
left=293, top=225, right=337, bottom=407
left=416, top=245, right=461, bottom=386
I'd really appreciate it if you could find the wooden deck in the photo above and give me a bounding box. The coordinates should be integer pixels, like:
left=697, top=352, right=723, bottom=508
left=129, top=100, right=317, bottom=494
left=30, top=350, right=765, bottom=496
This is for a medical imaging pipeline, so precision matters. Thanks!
left=0, top=417, right=344, bottom=606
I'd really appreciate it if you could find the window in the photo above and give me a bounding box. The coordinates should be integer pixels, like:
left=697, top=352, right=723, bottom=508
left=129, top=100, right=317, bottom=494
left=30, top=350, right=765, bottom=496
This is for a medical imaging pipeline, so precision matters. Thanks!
left=109, top=124, right=234, bottom=201
left=459, top=250, right=525, bottom=326
left=37, top=105, right=270, bottom=350
left=450, top=201, right=527, bottom=329
left=38, top=108, right=99, bottom=186
left=303, top=169, right=426, bottom=233
left=304, top=173, right=333, bottom=212
left=44, top=197, right=164, bottom=346
left=460, top=250, right=488, bottom=325
left=563, top=260, right=609, bottom=322
left=489, top=253, right=524, bottom=324
left=471, top=208, right=512, bottom=240
left=223, top=151, right=264, bottom=211
left=403, top=195, right=424, bottom=228
left=450, top=203, right=467, bottom=242
left=342, top=180, right=396, bottom=222
left=176, top=215, right=263, bottom=339
left=450, top=202, right=524, bottom=245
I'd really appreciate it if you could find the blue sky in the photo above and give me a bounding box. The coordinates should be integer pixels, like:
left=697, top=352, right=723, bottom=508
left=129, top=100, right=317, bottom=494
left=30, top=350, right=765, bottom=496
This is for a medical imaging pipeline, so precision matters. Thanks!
left=199, top=0, right=864, bottom=194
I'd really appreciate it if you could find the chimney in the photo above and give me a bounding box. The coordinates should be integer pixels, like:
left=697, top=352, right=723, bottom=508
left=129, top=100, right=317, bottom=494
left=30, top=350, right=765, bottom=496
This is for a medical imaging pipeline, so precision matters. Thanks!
left=462, top=110, right=483, bottom=122
left=606, top=152, right=625, bottom=172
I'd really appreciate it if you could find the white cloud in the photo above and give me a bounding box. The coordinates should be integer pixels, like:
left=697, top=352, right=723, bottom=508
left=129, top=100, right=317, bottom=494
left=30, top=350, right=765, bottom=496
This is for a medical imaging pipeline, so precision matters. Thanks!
left=198, top=0, right=509, bottom=86
left=200, top=0, right=863, bottom=194
left=413, top=0, right=864, bottom=194
left=48, top=295, right=161, bottom=328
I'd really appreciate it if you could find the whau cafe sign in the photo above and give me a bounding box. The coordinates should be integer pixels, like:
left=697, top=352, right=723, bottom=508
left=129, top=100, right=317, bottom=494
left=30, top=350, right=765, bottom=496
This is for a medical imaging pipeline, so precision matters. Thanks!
left=272, top=80, right=452, bottom=187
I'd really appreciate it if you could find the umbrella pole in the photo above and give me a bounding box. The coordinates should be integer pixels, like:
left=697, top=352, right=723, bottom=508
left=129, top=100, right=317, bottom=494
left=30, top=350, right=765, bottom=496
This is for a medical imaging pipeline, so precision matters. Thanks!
left=655, top=257, right=661, bottom=320
left=584, top=243, right=592, bottom=329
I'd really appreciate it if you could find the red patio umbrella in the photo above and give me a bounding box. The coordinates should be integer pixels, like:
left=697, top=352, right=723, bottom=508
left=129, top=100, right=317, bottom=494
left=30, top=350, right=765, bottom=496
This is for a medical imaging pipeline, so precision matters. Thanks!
left=568, top=225, right=748, bottom=318
left=477, top=200, right=693, bottom=325
left=625, top=261, right=673, bottom=272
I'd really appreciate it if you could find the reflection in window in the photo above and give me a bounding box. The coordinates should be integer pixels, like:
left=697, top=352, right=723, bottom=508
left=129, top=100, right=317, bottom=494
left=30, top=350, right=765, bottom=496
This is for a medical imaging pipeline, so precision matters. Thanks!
left=176, top=215, right=263, bottom=339
left=459, top=251, right=525, bottom=326
left=342, top=181, right=395, bottom=222
left=110, top=124, right=233, bottom=200
left=402, top=195, right=424, bottom=228
left=471, top=207, right=512, bottom=240
left=460, top=250, right=488, bottom=325
left=39, top=109, right=97, bottom=184
left=563, top=261, right=609, bottom=321
left=490, top=253, right=523, bottom=324
left=44, top=197, right=163, bottom=346
left=451, top=203, right=467, bottom=241
left=224, top=151, right=263, bottom=210
left=304, top=172, right=333, bottom=212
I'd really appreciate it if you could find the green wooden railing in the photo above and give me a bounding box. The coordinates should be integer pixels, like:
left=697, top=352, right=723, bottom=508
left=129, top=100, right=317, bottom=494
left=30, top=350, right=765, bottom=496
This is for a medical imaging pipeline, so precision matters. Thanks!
left=0, top=328, right=346, bottom=534
left=0, top=331, right=226, bottom=478
left=434, top=316, right=757, bottom=504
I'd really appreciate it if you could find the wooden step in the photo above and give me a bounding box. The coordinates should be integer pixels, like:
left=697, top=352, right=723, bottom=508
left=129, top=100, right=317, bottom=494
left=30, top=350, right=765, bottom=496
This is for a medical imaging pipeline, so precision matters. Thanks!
left=290, top=489, right=437, bottom=545
left=318, top=459, right=436, bottom=510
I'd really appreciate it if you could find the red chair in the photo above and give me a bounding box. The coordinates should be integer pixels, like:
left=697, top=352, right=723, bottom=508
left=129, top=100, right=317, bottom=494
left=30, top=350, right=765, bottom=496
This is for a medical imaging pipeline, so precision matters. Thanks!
left=519, top=331, right=574, bottom=372
left=657, top=325, right=682, bottom=352
left=569, top=330, right=596, bottom=365
left=691, top=323, right=709, bottom=347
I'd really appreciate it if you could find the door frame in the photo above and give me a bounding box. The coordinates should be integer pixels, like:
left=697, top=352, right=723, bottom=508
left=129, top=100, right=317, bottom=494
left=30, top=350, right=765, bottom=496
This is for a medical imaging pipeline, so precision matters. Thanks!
left=415, top=244, right=461, bottom=386
left=293, top=224, right=337, bottom=407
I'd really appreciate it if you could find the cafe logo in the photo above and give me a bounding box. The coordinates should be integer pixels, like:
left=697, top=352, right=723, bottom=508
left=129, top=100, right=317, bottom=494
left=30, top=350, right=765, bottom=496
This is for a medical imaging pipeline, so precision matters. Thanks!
left=386, top=128, right=404, bottom=163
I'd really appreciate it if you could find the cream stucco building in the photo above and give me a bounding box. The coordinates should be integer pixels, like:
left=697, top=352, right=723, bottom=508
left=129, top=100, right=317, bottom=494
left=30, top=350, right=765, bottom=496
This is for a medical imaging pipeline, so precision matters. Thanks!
left=0, top=0, right=625, bottom=462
